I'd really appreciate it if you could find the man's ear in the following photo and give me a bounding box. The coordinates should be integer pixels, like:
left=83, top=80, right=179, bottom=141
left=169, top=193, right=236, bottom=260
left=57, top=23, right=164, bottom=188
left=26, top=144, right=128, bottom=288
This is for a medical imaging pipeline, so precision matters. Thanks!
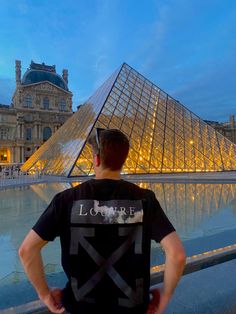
left=94, top=154, right=101, bottom=167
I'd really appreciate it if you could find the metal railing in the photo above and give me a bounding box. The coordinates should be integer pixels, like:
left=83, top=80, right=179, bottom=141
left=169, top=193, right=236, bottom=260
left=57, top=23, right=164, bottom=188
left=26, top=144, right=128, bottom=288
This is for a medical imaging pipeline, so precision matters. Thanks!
left=0, top=169, right=47, bottom=189
left=0, top=245, right=235, bottom=314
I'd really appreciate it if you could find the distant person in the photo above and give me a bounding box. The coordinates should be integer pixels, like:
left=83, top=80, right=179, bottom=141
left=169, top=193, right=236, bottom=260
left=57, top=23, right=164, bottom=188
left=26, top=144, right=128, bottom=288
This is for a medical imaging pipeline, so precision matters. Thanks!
left=19, top=128, right=186, bottom=314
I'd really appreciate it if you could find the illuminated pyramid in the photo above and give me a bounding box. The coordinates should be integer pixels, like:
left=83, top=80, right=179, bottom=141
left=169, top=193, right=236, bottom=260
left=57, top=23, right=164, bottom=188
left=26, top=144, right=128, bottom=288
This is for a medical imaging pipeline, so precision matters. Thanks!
left=22, top=63, right=236, bottom=176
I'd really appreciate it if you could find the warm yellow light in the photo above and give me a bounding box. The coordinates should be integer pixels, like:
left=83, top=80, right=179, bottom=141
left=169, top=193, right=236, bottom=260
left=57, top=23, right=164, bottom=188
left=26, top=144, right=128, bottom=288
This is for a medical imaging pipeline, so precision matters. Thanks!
left=71, top=182, right=81, bottom=187
left=151, top=244, right=236, bottom=274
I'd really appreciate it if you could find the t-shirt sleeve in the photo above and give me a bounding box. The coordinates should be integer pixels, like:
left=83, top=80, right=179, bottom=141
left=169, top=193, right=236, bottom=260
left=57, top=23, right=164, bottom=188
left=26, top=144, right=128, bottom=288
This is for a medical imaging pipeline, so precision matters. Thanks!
left=32, top=193, right=63, bottom=241
left=148, top=191, right=175, bottom=243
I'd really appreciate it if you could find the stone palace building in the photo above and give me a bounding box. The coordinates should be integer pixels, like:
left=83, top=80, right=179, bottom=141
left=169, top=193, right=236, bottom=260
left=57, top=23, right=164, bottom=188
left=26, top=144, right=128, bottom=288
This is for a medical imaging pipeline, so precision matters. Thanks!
left=0, top=60, right=73, bottom=165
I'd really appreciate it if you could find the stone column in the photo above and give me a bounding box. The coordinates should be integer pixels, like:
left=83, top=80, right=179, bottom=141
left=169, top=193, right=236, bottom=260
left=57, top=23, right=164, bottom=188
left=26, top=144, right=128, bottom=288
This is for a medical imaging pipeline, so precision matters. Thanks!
left=16, top=123, right=21, bottom=139
left=15, top=147, right=20, bottom=163
left=62, top=69, right=68, bottom=84
left=229, top=115, right=235, bottom=128
left=15, top=60, right=21, bottom=86
left=13, top=146, right=17, bottom=163
left=39, top=124, right=42, bottom=140
left=20, top=146, right=25, bottom=163
left=19, top=122, right=25, bottom=140
left=33, top=122, right=39, bottom=139
left=9, top=147, right=14, bottom=163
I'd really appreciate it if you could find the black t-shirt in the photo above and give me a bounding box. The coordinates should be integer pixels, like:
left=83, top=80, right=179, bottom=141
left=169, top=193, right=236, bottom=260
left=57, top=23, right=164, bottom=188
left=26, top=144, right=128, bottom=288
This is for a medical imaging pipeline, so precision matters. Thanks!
left=33, top=179, right=175, bottom=314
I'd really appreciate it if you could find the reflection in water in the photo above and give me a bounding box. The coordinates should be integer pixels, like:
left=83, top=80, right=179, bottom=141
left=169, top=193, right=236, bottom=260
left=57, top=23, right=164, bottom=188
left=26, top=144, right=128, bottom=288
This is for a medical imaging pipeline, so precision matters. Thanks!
left=31, top=182, right=72, bottom=204
left=0, top=181, right=236, bottom=284
left=138, top=182, right=236, bottom=239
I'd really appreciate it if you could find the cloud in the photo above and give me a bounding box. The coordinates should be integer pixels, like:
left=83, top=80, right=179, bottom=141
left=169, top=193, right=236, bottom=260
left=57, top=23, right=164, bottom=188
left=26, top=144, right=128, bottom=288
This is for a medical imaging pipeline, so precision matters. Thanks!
left=94, top=55, right=108, bottom=73
left=92, top=55, right=110, bottom=89
left=135, top=4, right=170, bottom=74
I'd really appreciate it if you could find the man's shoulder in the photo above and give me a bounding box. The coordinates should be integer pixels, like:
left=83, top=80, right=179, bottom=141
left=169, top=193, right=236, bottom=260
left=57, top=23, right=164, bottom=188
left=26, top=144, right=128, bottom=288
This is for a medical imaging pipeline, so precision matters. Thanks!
left=122, top=180, right=154, bottom=197
left=54, top=180, right=92, bottom=199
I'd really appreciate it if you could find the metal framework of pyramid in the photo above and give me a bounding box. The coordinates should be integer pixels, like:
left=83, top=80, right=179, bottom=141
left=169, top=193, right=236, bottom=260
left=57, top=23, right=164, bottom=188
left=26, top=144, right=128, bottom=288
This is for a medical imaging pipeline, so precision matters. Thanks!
left=21, top=63, right=236, bottom=176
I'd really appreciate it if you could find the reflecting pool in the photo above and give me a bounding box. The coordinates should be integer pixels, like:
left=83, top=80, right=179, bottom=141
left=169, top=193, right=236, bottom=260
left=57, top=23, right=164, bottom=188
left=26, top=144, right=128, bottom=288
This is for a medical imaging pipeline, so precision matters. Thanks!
left=0, top=180, right=236, bottom=289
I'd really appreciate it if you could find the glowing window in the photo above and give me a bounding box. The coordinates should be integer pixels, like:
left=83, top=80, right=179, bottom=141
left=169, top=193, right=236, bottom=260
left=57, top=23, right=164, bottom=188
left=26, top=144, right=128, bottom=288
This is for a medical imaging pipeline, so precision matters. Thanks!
left=0, top=148, right=9, bottom=162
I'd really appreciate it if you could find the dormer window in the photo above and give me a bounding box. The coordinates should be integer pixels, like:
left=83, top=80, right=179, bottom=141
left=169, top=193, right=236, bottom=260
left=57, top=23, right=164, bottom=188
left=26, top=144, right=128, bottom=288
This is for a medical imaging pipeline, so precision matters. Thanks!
left=43, top=97, right=50, bottom=110
left=59, top=99, right=66, bottom=111
left=24, top=94, right=33, bottom=108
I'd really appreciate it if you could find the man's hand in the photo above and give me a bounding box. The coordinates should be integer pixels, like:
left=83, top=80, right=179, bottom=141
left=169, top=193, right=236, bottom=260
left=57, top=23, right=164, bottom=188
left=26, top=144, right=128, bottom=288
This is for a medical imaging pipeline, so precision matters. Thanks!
left=39, top=288, right=65, bottom=314
left=19, top=231, right=66, bottom=313
left=146, top=289, right=170, bottom=314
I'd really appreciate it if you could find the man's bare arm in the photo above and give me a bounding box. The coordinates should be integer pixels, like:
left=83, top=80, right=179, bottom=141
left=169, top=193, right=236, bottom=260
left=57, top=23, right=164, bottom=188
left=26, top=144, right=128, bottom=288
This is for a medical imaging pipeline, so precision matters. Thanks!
left=147, top=231, right=186, bottom=314
left=161, top=231, right=186, bottom=297
left=18, top=229, right=65, bottom=313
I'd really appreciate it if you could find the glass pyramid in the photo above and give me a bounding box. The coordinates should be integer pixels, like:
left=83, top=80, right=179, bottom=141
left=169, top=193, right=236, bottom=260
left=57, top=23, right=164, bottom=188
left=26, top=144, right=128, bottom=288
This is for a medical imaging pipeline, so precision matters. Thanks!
left=21, top=63, right=236, bottom=176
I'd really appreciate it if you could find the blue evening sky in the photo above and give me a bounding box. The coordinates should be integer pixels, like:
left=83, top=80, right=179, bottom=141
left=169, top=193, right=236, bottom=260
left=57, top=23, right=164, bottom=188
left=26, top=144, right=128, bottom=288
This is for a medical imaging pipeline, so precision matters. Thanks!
left=0, top=0, right=235, bottom=121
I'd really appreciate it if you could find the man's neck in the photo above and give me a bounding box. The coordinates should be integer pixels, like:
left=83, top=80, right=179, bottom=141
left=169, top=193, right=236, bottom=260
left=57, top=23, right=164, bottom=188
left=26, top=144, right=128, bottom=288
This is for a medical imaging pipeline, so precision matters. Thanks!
left=95, top=168, right=121, bottom=180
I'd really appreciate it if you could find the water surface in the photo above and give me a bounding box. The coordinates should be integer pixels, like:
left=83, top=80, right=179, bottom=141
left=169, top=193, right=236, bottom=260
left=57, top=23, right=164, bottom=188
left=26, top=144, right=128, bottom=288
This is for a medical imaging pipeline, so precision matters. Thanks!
left=0, top=181, right=236, bottom=286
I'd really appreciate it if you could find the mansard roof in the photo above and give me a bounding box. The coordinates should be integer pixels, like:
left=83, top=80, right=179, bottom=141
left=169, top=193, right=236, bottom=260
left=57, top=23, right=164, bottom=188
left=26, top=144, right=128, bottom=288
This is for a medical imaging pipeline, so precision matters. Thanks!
left=21, top=61, right=68, bottom=91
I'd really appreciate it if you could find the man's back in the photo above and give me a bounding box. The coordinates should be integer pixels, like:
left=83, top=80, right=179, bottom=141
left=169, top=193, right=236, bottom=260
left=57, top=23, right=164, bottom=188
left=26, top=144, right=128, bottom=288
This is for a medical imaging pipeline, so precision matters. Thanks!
left=33, top=178, right=175, bottom=314
left=19, top=129, right=185, bottom=314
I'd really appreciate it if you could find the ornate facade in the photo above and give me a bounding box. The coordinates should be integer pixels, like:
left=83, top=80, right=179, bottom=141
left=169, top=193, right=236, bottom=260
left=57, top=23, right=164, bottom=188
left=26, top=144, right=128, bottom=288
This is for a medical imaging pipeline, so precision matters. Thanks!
left=205, top=115, right=236, bottom=144
left=0, top=60, right=73, bottom=165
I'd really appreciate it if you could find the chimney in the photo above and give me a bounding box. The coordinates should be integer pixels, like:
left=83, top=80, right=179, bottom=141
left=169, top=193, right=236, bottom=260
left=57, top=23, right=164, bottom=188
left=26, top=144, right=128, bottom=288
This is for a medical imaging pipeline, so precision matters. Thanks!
left=229, top=114, right=235, bottom=128
left=15, top=60, right=21, bottom=86
left=62, top=69, right=68, bottom=84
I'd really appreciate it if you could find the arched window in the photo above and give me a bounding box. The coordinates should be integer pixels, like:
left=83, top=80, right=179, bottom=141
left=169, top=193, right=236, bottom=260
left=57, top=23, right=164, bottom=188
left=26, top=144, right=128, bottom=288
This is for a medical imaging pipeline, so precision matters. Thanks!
left=24, top=94, right=33, bottom=107
left=59, top=99, right=66, bottom=111
left=43, top=97, right=50, bottom=110
left=26, top=128, right=32, bottom=140
left=43, top=127, right=52, bottom=141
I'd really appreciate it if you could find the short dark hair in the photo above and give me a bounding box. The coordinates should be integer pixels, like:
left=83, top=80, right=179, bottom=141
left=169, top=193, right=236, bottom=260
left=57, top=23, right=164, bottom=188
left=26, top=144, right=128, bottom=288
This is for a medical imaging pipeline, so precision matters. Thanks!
left=88, top=128, right=129, bottom=170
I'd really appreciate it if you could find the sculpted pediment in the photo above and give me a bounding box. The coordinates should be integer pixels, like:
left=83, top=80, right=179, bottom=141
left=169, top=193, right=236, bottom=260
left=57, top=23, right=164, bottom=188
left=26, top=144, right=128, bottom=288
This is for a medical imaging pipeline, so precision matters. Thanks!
left=23, top=82, right=65, bottom=93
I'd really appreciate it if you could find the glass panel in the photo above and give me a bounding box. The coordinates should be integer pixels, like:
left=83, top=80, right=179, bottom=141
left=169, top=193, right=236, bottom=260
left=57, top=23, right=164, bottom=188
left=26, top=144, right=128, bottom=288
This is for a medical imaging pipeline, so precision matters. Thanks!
left=21, top=65, right=121, bottom=175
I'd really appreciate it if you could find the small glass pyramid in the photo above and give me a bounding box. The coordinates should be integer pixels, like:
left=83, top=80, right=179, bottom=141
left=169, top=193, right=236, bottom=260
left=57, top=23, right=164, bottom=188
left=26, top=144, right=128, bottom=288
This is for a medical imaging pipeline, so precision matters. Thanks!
left=21, top=63, right=236, bottom=176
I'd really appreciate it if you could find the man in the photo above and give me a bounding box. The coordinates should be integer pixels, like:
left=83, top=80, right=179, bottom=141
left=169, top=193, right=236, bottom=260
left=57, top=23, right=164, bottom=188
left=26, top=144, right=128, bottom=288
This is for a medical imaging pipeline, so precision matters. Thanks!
left=19, top=128, right=186, bottom=314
